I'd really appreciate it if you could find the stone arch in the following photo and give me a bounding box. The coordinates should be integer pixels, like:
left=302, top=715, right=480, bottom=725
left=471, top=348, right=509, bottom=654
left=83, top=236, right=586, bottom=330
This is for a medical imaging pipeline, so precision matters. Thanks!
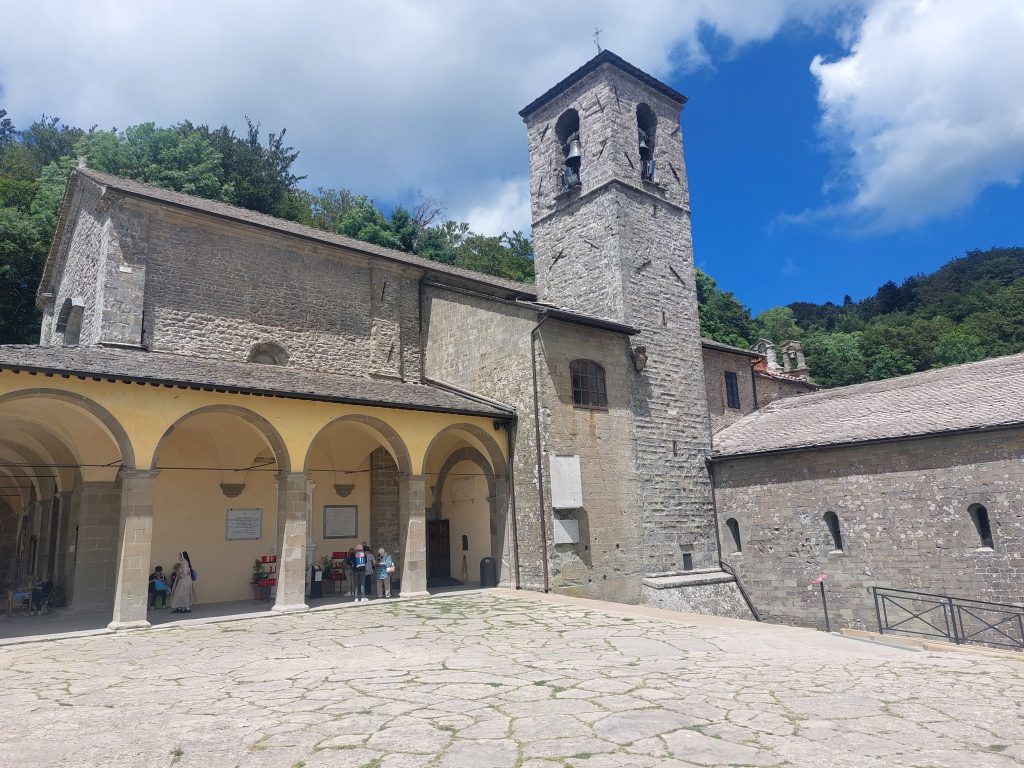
left=432, top=446, right=496, bottom=520
left=422, top=423, right=507, bottom=480
left=303, top=414, right=411, bottom=476
left=248, top=340, right=290, bottom=366
left=151, top=404, right=291, bottom=473
left=0, top=389, right=136, bottom=469
left=55, top=297, right=85, bottom=345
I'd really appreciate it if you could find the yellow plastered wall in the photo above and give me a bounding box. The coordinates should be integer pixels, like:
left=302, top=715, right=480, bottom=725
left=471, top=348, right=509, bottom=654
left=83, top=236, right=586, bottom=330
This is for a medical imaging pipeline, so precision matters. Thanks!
left=443, top=460, right=491, bottom=583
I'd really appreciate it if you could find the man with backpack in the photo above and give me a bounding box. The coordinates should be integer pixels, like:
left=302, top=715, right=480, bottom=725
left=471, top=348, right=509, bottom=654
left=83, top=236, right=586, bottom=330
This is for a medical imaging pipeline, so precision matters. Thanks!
left=352, top=544, right=369, bottom=602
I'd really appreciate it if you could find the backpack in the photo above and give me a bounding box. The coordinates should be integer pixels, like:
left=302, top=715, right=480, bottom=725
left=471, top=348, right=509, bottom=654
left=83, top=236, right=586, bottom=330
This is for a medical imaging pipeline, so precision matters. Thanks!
left=354, top=550, right=367, bottom=570
left=189, top=567, right=197, bottom=581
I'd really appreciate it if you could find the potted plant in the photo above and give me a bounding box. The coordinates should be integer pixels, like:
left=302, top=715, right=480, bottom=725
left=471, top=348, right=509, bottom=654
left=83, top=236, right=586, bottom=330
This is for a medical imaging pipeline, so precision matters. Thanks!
left=250, top=558, right=268, bottom=600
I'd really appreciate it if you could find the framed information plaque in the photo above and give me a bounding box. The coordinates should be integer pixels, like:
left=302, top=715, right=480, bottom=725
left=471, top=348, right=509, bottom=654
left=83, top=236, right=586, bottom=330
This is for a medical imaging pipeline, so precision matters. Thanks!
left=323, top=505, right=358, bottom=539
left=225, top=508, right=262, bottom=541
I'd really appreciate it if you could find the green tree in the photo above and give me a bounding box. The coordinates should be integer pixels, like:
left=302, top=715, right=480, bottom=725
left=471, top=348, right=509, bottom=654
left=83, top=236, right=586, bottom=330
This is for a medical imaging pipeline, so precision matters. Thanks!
left=754, top=306, right=802, bottom=345
left=0, top=205, right=45, bottom=343
left=695, top=268, right=755, bottom=348
left=934, top=332, right=987, bottom=367
left=866, top=346, right=916, bottom=381
left=803, top=331, right=867, bottom=387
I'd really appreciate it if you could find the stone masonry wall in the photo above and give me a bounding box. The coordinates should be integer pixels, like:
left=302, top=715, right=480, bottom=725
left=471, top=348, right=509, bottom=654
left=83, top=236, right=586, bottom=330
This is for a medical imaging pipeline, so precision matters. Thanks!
left=536, top=320, right=645, bottom=603
left=755, top=373, right=817, bottom=409
left=702, top=347, right=757, bottom=435
left=526, top=64, right=718, bottom=576
left=423, top=287, right=538, bottom=589
left=713, top=429, right=1024, bottom=631
left=139, top=203, right=422, bottom=379
left=46, top=179, right=105, bottom=346
left=370, top=447, right=400, bottom=558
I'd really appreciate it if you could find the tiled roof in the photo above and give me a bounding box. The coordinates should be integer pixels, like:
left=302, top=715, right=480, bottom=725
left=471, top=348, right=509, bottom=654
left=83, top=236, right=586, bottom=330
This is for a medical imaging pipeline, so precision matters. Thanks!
left=53, top=168, right=537, bottom=299
left=712, top=352, right=1024, bottom=458
left=701, top=338, right=761, bottom=358
left=0, top=345, right=514, bottom=418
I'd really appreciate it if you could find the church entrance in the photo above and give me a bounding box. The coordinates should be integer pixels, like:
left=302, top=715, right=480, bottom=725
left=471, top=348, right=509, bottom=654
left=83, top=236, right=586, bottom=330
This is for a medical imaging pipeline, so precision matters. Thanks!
left=427, top=519, right=451, bottom=581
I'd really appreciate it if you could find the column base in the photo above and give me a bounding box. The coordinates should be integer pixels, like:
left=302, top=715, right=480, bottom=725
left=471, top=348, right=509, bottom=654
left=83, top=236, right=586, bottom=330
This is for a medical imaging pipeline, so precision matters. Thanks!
left=271, top=603, right=309, bottom=615
left=107, top=619, right=151, bottom=631
left=398, top=591, right=430, bottom=598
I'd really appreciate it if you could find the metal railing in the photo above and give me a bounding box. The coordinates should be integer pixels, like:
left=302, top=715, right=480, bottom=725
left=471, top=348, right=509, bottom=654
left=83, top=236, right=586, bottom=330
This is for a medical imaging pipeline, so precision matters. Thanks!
left=873, top=586, right=1024, bottom=651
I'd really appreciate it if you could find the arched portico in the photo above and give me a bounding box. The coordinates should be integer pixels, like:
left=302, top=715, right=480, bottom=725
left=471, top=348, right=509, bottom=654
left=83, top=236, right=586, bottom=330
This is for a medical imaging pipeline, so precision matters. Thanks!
left=423, top=423, right=511, bottom=587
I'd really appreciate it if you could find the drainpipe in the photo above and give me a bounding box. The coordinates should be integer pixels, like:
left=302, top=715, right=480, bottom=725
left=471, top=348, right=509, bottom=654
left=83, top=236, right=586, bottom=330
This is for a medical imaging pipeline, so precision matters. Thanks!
left=531, top=312, right=551, bottom=592
left=706, top=455, right=760, bottom=621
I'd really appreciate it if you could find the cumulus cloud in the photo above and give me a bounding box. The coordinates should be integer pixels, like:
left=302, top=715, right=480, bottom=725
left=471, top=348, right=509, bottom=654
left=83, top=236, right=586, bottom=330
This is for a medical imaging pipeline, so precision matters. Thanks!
left=460, top=176, right=531, bottom=235
left=811, top=0, right=1024, bottom=230
left=0, top=0, right=844, bottom=234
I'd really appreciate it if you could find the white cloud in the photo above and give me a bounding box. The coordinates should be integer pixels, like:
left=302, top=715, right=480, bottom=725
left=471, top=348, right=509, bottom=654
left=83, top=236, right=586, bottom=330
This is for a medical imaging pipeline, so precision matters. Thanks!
left=0, top=1, right=845, bottom=234
left=811, top=0, right=1024, bottom=230
left=460, top=176, right=531, bottom=235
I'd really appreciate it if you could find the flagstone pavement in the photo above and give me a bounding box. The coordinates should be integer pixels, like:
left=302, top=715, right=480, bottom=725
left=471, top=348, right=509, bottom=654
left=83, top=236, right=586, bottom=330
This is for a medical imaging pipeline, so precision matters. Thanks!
left=2, top=590, right=1023, bottom=768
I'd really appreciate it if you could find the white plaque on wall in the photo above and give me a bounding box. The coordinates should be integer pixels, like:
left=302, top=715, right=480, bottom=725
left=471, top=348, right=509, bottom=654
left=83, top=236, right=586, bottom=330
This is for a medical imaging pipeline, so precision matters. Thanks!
left=549, top=455, right=583, bottom=509
left=324, top=505, right=358, bottom=539
left=225, top=508, right=262, bottom=541
left=553, top=518, right=580, bottom=544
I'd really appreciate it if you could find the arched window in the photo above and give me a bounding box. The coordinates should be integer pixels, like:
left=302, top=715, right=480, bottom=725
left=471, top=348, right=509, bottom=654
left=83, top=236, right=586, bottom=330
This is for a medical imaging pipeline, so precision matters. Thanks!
left=968, top=503, right=994, bottom=549
left=248, top=341, right=289, bottom=366
left=55, top=297, right=85, bottom=346
left=555, top=109, right=582, bottom=191
left=824, top=511, right=843, bottom=552
left=726, top=518, right=742, bottom=553
left=570, top=359, right=607, bottom=410
left=637, top=103, right=657, bottom=181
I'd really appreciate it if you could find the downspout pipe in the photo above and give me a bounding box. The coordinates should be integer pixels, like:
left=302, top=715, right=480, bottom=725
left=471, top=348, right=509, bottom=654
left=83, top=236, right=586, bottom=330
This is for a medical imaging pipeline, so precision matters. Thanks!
left=505, top=423, right=521, bottom=589
left=531, top=312, right=551, bottom=592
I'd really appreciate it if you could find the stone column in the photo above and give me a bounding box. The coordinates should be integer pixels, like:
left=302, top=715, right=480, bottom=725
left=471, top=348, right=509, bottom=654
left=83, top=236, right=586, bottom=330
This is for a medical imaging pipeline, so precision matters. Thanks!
left=68, top=481, right=121, bottom=614
left=398, top=474, right=428, bottom=597
left=273, top=472, right=311, bottom=614
left=108, top=470, right=159, bottom=630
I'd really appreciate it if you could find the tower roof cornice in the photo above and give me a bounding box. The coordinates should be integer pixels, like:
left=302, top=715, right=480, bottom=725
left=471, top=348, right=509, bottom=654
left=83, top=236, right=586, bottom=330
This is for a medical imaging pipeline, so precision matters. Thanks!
left=519, top=50, right=687, bottom=119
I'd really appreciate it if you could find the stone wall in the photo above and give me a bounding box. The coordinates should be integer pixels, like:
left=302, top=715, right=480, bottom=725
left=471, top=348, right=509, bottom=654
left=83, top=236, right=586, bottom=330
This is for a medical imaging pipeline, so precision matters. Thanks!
left=370, top=448, right=400, bottom=557
left=423, top=287, right=539, bottom=588
left=754, top=373, right=817, bottom=409
left=525, top=64, right=718, bottom=577
left=712, top=428, right=1024, bottom=630
left=133, top=202, right=422, bottom=379
left=536, top=319, right=645, bottom=603
left=702, top=347, right=757, bottom=435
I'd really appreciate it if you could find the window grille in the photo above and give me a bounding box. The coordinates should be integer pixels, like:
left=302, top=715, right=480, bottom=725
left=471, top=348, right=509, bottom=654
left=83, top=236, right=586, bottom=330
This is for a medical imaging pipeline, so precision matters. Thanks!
left=570, top=359, right=608, bottom=410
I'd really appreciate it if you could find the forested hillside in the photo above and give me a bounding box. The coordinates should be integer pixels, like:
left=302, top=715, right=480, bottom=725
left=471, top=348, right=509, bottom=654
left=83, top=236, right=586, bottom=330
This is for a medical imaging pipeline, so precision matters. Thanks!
left=0, top=111, right=533, bottom=344
left=1, top=110, right=1020, bottom=389
left=697, top=247, right=1024, bottom=387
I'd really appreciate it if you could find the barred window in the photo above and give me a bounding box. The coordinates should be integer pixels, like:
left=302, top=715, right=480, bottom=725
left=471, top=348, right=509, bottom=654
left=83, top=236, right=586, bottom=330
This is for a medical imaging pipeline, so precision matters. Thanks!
left=570, top=359, right=608, bottom=410
left=724, top=371, right=741, bottom=409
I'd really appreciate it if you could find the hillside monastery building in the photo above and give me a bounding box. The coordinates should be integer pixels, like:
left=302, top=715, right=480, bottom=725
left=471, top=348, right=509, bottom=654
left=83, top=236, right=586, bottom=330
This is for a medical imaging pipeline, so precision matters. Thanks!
left=0, top=52, right=1020, bottom=632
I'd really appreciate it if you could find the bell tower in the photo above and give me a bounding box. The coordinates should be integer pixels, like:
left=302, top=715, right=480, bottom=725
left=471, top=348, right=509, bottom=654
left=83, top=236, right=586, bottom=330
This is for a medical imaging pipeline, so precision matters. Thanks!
left=520, top=51, right=717, bottom=576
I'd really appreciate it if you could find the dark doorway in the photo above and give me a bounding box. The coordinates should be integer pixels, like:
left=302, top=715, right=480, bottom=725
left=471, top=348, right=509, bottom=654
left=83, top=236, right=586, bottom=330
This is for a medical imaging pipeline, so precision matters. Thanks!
left=427, top=519, right=451, bottom=581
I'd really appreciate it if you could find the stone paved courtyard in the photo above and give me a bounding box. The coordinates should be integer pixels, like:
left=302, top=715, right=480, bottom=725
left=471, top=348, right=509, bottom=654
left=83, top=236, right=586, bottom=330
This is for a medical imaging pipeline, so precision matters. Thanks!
left=2, top=591, right=1023, bottom=768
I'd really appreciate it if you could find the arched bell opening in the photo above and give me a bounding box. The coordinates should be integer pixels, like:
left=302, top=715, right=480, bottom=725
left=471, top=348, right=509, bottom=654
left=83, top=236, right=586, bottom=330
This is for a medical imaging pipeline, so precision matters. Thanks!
left=0, top=390, right=133, bottom=611
left=555, top=109, right=582, bottom=192
left=304, top=415, right=413, bottom=588
left=636, top=103, right=657, bottom=182
left=422, top=424, right=509, bottom=588
left=150, top=406, right=289, bottom=605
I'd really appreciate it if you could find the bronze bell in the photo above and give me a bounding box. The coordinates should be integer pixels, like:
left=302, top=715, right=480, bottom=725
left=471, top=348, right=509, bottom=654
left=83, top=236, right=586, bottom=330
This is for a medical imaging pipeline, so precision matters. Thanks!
left=638, top=128, right=651, bottom=160
left=565, top=132, right=582, bottom=168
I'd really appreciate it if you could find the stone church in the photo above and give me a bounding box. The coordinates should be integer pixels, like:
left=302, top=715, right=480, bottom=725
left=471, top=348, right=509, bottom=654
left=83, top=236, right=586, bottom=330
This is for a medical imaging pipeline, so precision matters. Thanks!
left=1, top=51, right=1019, bottom=633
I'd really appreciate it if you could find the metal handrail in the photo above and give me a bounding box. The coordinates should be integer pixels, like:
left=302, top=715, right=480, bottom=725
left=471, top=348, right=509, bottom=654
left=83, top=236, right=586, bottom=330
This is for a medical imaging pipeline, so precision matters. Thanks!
left=873, top=586, right=1023, bottom=651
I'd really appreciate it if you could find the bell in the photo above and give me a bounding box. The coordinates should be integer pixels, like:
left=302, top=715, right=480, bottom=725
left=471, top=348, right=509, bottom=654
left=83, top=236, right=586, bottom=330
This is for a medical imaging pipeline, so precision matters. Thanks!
left=564, top=132, right=581, bottom=168
left=638, top=128, right=651, bottom=160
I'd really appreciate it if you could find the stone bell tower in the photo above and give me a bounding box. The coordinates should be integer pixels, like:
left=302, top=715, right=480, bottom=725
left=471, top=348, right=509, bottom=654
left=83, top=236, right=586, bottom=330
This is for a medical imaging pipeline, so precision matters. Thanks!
left=520, top=51, right=717, bottom=576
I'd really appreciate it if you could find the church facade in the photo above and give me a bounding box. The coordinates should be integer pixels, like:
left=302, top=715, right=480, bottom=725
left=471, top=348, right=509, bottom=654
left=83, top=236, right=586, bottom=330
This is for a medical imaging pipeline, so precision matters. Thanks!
left=2, top=51, right=1020, bottom=634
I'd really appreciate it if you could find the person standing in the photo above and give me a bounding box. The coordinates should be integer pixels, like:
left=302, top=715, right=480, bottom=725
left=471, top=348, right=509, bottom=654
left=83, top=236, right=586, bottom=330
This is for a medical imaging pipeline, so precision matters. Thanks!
left=375, top=548, right=394, bottom=599
left=170, top=552, right=193, bottom=613
left=148, top=565, right=168, bottom=609
left=30, top=573, right=53, bottom=615
left=362, top=543, right=376, bottom=600
left=352, top=544, right=368, bottom=602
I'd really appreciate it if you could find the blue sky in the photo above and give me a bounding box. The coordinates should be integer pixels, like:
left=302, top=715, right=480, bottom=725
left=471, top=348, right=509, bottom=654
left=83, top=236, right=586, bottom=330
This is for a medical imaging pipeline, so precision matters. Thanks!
left=2, top=1, right=1022, bottom=317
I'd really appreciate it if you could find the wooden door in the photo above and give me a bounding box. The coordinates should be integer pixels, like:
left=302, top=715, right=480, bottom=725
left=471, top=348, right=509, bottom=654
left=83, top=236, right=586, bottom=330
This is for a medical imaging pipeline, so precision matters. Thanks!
left=427, top=519, right=450, bottom=578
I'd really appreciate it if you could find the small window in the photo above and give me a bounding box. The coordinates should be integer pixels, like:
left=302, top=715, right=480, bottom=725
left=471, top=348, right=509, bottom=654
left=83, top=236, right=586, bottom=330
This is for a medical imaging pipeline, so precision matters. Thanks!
left=726, top=518, right=741, bottom=553
left=724, top=371, right=741, bottom=409
left=570, top=359, right=608, bottom=410
left=637, top=104, right=657, bottom=181
left=56, top=297, right=85, bottom=346
left=824, top=511, right=843, bottom=552
left=968, top=504, right=994, bottom=549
